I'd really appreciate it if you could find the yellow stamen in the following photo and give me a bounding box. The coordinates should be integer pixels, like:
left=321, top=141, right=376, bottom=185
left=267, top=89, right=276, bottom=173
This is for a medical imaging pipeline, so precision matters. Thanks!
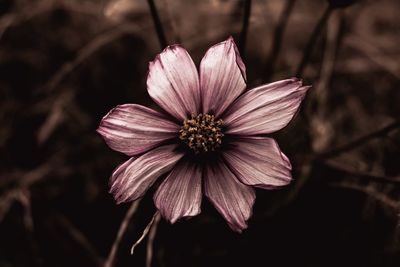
left=179, top=113, right=224, bottom=154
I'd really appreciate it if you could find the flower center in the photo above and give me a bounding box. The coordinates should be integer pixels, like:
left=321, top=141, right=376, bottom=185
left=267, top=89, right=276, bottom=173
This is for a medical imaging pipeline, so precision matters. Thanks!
left=179, top=113, right=224, bottom=154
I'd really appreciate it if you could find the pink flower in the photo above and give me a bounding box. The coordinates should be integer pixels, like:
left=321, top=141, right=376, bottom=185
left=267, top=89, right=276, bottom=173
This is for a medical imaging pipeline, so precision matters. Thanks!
left=97, top=37, right=310, bottom=232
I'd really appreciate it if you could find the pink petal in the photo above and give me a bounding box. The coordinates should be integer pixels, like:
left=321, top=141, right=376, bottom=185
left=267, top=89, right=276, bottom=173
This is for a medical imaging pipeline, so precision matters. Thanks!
left=204, top=162, right=255, bottom=232
left=223, top=137, right=292, bottom=189
left=97, top=104, right=179, bottom=156
left=110, top=144, right=184, bottom=203
left=110, top=156, right=136, bottom=189
left=223, top=78, right=310, bottom=135
left=200, top=37, right=247, bottom=118
left=154, top=160, right=202, bottom=224
left=147, top=45, right=201, bottom=121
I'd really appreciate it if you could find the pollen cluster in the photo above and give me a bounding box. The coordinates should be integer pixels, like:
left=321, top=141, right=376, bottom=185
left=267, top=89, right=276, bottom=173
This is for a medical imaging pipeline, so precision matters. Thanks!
left=179, top=113, right=224, bottom=154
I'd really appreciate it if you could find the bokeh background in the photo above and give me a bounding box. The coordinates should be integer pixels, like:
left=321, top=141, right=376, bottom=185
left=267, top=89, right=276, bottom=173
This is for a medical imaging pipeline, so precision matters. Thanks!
left=1, top=0, right=400, bottom=266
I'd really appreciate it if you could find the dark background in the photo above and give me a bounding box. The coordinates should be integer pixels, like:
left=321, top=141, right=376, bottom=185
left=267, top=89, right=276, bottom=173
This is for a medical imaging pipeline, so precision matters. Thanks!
left=1, top=0, right=400, bottom=266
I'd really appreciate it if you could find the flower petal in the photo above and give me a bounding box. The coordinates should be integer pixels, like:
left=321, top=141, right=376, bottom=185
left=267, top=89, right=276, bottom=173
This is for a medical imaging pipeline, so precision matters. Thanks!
left=223, top=78, right=310, bottom=135
left=204, top=162, right=255, bottom=232
left=97, top=104, right=179, bottom=156
left=147, top=45, right=201, bottom=121
left=110, top=144, right=184, bottom=203
left=200, top=37, right=247, bottom=118
left=110, top=156, right=136, bottom=190
left=223, top=137, right=292, bottom=189
left=154, top=160, right=202, bottom=224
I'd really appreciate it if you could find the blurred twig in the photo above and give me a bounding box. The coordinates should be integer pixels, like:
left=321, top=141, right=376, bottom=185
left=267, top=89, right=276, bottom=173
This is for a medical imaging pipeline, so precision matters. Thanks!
left=239, top=0, right=252, bottom=56
left=18, top=190, right=34, bottom=232
left=345, top=34, right=400, bottom=79
left=0, top=0, right=102, bottom=41
left=18, top=189, right=43, bottom=266
left=309, top=11, right=342, bottom=152
left=317, top=120, right=400, bottom=159
left=56, top=215, right=104, bottom=267
left=0, top=161, right=53, bottom=189
left=0, top=189, right=19, bottom=223
left=104, top=201, right=140, bottom=267
left=0, top=152, right=67, bottom=224
left=147, top=0, right=167, bottom=48
left=43, top=23, right=141, bottom=92
left=0, top=1, right=50, bottom=40
left=162, top=0, right=181, bottom=43
left=333, top=181, right=400, bottom=210
left=263, top=0, right=296, bottom=81
left=322, top=160, right=400, bottom=185
left=268, top=11, right=340, bottom=213
left=295, top=5, right=333, bottom=76
left=37, top=90, right=75, bottom=144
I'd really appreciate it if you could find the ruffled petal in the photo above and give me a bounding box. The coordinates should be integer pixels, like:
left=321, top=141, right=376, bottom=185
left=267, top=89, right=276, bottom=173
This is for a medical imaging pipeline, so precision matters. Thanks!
left=204, top=162, right=255, bottom=232
left=147, top=45, right=201, bottom=121
left=97, top=104, right=179, bottom=156
left=223, top=78, right=310, bottom=135
left=154, top=160, right=202, bottom=223
left=200, top=37, right=247, bottom=118
left=110, top=144, right=184, bottom=203
left=223, top=137, right=292, bottom=189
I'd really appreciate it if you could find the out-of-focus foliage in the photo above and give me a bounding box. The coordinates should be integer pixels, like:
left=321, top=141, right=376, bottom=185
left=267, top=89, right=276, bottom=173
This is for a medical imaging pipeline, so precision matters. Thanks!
left=0, top=0, right=399, bottom=266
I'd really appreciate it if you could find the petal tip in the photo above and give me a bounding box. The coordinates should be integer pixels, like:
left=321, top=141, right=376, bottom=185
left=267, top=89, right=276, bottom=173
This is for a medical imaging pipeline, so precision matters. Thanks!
left=158, top=44, right=189, bottom=59
left=229, top=222, right=248, bottom=233
left=302, top=85, right=312, bottom=92
left=225, top=35, right=236, bottom=45
left=232, top=228, right=243, bottom=234
left=95, top=127, right=104, bottom=136
left=147, top=42, right=200, bottom=120
left=113, top=195, right=125, bottom=205
left=290, top=77, right=302, bottom=83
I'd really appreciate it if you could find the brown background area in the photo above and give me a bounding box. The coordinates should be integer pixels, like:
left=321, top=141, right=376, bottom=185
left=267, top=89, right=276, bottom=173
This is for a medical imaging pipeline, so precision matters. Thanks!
left=1, top=0, right=400, bottom=266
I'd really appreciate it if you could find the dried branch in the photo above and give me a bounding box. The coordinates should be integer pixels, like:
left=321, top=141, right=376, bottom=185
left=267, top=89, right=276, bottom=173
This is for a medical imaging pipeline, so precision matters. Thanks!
left=0, top=0, right=102, bottom=41
left=295, top=5, right=333, bottom=76
left=43, top=23, right=142, bottom=93
left=17, top=190, right=34, bottom=232
left=147, top=0, right=167, bottom=48
left=130, top=211, right=160, bottom=255
left=56, top=215, right=104, bottom=267
left=239, top=0, right=252, bottom=56
left=104, top=201, right=140, bottom=267
left=333, top=181, right=400, bottom=210
left=162, top=0, right=181, bottom=43
left=0, top=189, right=19, bottom=223
left=317, top=120, right=400, bottom=159
left=37, top=90, right=75, bottom=144
left=0, top=151, right=67, bottom=224
left=146, top=212, right=161, bottom=267
left=309, top=10, right=342, bottom=152
left=0, top=162, right=53, bottom=190
left=263, top=0, right=296, bottom=81
left=345, top=34, right=400, bottom=79
left=322, top=160, right=400, bottom=185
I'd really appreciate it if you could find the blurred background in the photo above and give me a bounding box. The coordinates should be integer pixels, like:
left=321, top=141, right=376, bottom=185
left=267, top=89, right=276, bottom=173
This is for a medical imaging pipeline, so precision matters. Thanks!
left=1, top=0, right=400, bottom=266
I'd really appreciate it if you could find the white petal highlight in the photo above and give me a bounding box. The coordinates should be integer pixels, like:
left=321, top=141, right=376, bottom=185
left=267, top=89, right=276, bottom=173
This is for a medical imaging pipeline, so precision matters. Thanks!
left=204, top=162, right=255, bottom=232
left=154, top=160, right=202, bottom=224
left=223, top=137, right=292, bottom=189
left=223, top=78, right=310, bottom=135
left=97, top=104, right=179, bottom=156
left=110, top=144, right=184, bottom=203
left=147, top=45, right=201, bottom=121
left=200, top=37, right=247, bottom=118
